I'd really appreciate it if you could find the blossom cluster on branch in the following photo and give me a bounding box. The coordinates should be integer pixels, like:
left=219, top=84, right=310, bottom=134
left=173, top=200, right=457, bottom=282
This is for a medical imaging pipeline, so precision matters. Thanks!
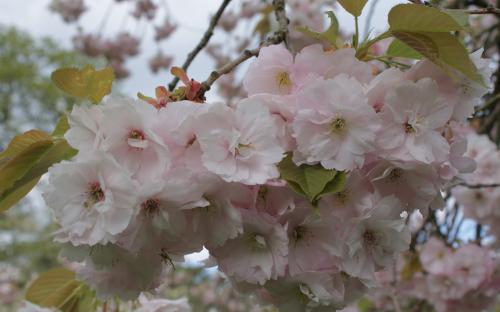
left=38, top=37, right=494, bottom=310
left=343, top=237, right=500, bottom=312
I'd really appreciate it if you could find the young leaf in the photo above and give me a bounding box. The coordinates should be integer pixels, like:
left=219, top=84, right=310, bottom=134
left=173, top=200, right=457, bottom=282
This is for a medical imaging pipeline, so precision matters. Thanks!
left=0, top=130, right=52, bottom=160
left=0, top=131, right=53, bottom=194
left=400, top=252, right=423, bottom=281
left=320, top=171, right=346, bottom=199
left=0, top=177, right=40, bottom=213
left=296, top=11, right=339, bottom=46
left=52, top=114, right=71, bottom=138
left=392, top=31, right=481, bottom=83
left=386, top=39, right=422, bottom=59
left=0, top=129, right=77, bottom=212
left=443, top=9, right=470, bottom=28
left=25, top=268, right=76, bottom=305
left=389, top=4, right=464, bottom=32
left=85, top=66, right=114, bottom=103
left=51, top=65, right=114, bottom=104
left=337, top=0, right=368, bottom=17
left=278, top=154, right=346, bottom=203
left=0, top=139, right=77, bottom=212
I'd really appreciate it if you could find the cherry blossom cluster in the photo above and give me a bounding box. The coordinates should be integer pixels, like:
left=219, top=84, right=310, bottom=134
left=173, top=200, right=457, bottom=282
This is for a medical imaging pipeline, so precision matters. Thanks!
left=73, top=32, right=141, bottom=79
left=206, top=0, right=336, bottom=102
left=352, top=238, right=500, bottom=312
left=452, top=129, right=500, bottom=245
left=52, top=0, right=178, bottom=79
left=49, top=0, right=87, bottom=23
left=42, top=43, right=492, bottom=311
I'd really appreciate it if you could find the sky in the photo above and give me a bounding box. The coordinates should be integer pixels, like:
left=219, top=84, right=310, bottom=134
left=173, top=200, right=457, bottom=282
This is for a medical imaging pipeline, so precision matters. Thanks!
left=0, top=0, right=406, bottom=100
left=0, top=0, right=406, bottom=263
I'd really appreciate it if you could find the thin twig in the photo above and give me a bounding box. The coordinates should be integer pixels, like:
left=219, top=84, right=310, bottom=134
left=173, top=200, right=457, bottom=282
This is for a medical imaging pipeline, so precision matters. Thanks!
left=451, top=182, right=500, bottom=189
left=272, top=0, right=289, bottom=47
left=195, top=0, right=289, bottom=99
left=167, top=0, right=232, bottom=91
left=465, top=7, right=500, bottom=15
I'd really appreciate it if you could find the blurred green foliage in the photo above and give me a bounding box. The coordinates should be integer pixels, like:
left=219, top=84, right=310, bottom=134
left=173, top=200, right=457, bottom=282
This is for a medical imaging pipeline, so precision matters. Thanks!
left=0, top=26, right=101, bottom=311
left=0, top=26, right=101, bottom=149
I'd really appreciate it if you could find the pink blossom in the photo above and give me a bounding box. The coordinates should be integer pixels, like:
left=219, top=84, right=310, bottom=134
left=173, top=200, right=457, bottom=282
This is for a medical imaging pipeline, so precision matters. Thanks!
left=243, top=44, right=295, bottom=95
left=100, top=96, right=171, bottom=182
left=292, top=75, right=379, bottom=170
left=211, top=209, right=288, bottom=285
left=293, top=45, right=374, bottom=85
left=376, top=78, right=452, bottom=164
left=194, top=102, right=284, bottom=185
left=43, top=153, right=137, bottom=246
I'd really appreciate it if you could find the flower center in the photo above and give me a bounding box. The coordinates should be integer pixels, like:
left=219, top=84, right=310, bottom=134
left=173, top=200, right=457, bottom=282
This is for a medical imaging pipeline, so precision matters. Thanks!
left=331, top=117, right=346, bottom=134
left=84, top=182, right=105, bottom=208
left=235, top=143, right=252, bottom=157
left=141, top=198, right=160, bottom=217
left=276, top=71, right=291, bottom=89
left=363, top=230, right=380, bottom=247
left=388, top=168, right=403, bottom=182
left=293, top=226, right=308, bottom=242
left=404, top=122, right=416, bottom=134
left=127, top=129, right=148, bottom=149
left=253, top=234, right=267, bottom=249
left=334, top=190, right=349, bottom=205
left=128, top=129, right=145, bottom=140
left=299, top=283, right=319, bottom=303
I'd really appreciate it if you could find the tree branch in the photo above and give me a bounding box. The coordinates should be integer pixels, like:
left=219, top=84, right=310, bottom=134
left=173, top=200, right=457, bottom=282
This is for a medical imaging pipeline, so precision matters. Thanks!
left=452, top=182, right=500, bottom=189
left=272, top=0, right=289, bottom=47
left=195, top=0, right=289, bottom=99
left=465, top=7, right=500, bottom=15
left=167, top=0, right=232, bottom=91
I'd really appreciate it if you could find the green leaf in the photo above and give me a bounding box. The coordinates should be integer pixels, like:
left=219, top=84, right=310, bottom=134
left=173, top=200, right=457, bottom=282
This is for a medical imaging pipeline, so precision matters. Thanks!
left=400, top=252, right=422, bottom=281
left=25, top=268, right=76, bottom=305
left=0, top=129, right=77, bottom=212
left=76, top=286, right=99, bottom=312
left=337, top=0, right=368, bottom=17
left=51, top=65, right=114, bottom=104
left=0, top=177, right=41, bottom=213
left=320, top=171, right=346, bottom=198
left=52, top=114, right=71, bottom=138
left=278, top=154, right=346, bottom=203
left=0, top=130, right=52, bottom=160
left=443, top=9, right=470, bottom=28
left=0, top=139, right=77, bottom=212
left=358, top=297, right=375, bottom=312
left=296, top=11, right=339, bottom=46
left=26, top=268, right=98, bottom=312
left=392, top=31, right=481, bottom=83
left=0, top=131, right=53, bottom=195
left=388, top=4, right=463, bottom=32
left=386, top=39, right=422, bottom=59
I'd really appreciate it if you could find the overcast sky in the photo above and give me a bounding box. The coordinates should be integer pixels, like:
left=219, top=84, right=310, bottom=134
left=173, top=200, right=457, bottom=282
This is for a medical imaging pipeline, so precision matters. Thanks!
left=0, top=0, right=406, bottom=101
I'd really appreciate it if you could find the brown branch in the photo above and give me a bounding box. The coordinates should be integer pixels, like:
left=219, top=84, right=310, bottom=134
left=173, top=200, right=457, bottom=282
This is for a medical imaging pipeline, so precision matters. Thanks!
left=272, top=0, right=289, bottom=47
left=452, top=182, right=500, bottom=189
left=195, top=0, right=289, bottom=99
left=465, top=7, right=500, bottom=15
left=198, top=48, right=260, bottom=96
left=167, top=0, right=232, bottom=91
